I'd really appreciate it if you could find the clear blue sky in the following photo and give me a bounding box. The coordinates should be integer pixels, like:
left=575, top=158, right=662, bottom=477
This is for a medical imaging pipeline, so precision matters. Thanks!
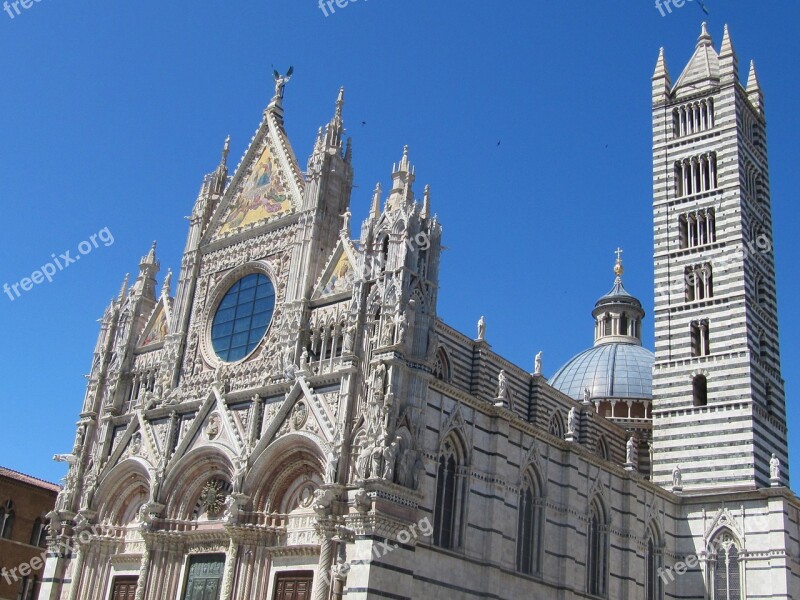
left=0, top=1, right=797, bottom=489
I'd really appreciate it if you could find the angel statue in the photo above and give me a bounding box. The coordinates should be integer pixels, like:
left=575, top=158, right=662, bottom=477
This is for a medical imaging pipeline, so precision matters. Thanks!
left=273, top=66, right=294, bottom=100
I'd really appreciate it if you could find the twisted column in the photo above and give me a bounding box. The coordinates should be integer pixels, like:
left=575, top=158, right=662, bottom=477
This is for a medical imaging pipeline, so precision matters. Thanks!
left=133, top=544, right=152, bottom=600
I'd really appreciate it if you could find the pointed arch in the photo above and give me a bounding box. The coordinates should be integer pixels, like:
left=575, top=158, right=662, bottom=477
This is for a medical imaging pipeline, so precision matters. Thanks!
left=708, top=528, right=743, bottom=600
left=161, top=447, right=234, bottom=520
left=94, top=458, right=151, bottom=526
left=596, top=435, right=610, bottom=461
left=587, top=496, right=609, bottom=596
left=646, top=521, right=664, bottom=600
left=433, top=431, right=469, bottom=550
left=0, top=499, right=15, bottom=539
left=516, top=466, right=545, bottom=575
left=548, top=411, right=565, bottom=439
left=433, top=346, right=452, bottom=383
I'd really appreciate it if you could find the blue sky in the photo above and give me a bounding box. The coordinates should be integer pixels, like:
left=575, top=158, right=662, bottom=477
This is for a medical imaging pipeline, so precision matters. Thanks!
left=0, top=1, right=797, bottom=488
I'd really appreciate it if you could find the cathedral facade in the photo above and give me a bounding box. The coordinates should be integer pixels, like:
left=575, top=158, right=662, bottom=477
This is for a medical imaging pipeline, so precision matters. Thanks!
left=40, top=25, right=799, bottom=600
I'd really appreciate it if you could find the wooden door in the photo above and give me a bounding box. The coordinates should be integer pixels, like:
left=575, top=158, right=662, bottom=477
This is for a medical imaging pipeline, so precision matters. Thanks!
left=273, top=571, right=314, bottom=600
left=109, top=576, right=138, bottom=600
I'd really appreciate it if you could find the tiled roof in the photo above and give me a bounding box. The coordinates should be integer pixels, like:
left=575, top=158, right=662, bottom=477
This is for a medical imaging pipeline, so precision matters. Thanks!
left=0, top=466, right=61, bottom=493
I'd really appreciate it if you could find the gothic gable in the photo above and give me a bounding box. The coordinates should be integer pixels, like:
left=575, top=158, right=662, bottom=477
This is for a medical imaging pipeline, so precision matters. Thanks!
left=312, top=239, right=358, bottom=301
left=137, top=298, right=171, bottom=349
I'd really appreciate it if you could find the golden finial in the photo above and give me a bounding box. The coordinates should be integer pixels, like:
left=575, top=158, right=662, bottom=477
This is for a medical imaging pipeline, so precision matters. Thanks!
left=614, top=247, right=624, bottom=277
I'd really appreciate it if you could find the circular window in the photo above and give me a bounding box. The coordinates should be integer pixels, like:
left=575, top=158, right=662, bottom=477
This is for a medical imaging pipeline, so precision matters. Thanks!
left=211, top=273, right=275, bottom=362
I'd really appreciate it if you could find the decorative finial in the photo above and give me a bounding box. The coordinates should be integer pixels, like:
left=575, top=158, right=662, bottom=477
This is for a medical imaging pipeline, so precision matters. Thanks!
left=335, top=86, right=344, bottom=119
left=697, top=22, right=712, bottom=46
left=221, top=135, right=230, bottom=166
left=370, top=182, right=382, bottom=218
left=614, top=247, right=624, bottom=278
left=161, top=269, right=172, bottom=297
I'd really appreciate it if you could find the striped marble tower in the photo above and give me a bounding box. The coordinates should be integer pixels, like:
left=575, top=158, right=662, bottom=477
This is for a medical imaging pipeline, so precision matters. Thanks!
left=650, top=24, right=788, bottom=490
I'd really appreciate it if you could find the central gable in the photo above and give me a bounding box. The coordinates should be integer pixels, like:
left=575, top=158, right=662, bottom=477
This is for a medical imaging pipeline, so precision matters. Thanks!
left=210, top=112, right=305, bottom=242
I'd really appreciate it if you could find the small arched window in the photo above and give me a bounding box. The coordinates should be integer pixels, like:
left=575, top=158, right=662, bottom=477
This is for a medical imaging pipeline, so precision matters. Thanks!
left=30, top=516, right=47, bottom=547
left=379, top=236, right=390, bottom=273
left=548, top=413, right=564, bottom=439
left=693, top=375, right=708, bottom=407
left=0, top=500, right=15, bottom=539
left=597, top=437, right=609, bottom=461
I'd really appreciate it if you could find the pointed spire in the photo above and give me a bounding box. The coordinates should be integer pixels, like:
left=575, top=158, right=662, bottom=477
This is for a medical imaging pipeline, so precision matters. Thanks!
left=118, top=273, right=130, bottom=301
left=747, top=60, right=764, bottom=113
left=387, top=146, right=415, bottom=210
left=653, top=47, right=670, bottom=81
left=161, top=269, right=172, bottom=298
left=719, top=23, right=738, bottom=83
left=141, top=241, right=157, bottom=266
left=421, top=185, right=431, bottom=219
left=720, top=24, right=735, bottom=57
left=324, top=87, right=345, bottom=150
left=370, top=183, right=382, bottom=218
left=697, top=22, right=712, bottom=47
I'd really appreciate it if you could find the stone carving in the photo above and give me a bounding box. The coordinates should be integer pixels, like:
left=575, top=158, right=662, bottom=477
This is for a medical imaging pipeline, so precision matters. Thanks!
left=354, top=487, right=371, bottom=514
left=567, top=407, right=577, bottom=435
left=201, top=480, right=225, bottom=515
left=299, top=349, right=309, bottom=371
left=382, top=437, right=400, bottom=481
left=770, top=453, right=781, bottom=480
left=396, top=312, right=408, bottom=346
left=534, top=351, right=543, bottom=375
left=626, top=437, right=635, bottom=465
left=583, top=387, right=591, bottom=404
left=672, top=465, right=682, bottom=489
left=291, top=402, right=309, bottom=430
left=205, top=414, right=221, bottom=440
left=477, top=316, right=486, bottom=340
left=312, top=487, right=335, bottom=516
left=233, top=455, right=247, bottom=494
left=497, top=370, right=508, bottom=400
left=325, top=446, right=340, bottom=484
left=130, top=432, right=142, bottom=455
left=356, top=439, right=372, bottom=479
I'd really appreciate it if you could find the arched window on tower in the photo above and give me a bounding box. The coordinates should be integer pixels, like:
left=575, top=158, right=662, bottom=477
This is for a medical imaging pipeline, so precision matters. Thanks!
left=587, top=499, right=608, bottom=596
left=516, top=470, right=543, bottom=576
left=0, top=500, right=15, bottom=539
left=548, top=413, right=565, bottom=439
left=710, top=530, right=743, bottom=600
left=693, top=374, right=708, bottom=407
left=433, top=435, right=467, bottom=550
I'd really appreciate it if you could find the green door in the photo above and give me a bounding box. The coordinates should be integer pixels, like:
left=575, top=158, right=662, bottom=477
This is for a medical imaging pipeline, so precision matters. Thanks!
left=182, top=554, right=226, bottom=600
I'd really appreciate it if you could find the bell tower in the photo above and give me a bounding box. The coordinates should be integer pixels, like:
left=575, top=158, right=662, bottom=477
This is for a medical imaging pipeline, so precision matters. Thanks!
left=651, top=24, right=787, bottom=490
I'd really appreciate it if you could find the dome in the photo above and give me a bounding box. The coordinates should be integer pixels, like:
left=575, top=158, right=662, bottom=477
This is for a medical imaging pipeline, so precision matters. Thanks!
left=549, top=343, right=654, bottom=401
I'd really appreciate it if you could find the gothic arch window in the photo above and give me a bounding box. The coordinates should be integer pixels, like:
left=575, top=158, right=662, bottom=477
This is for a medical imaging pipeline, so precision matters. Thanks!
left=30, top=516, right=47, bottom=547
left=646, top=525, right=664, bottom=600
left=587, top=499, right=609, bottom=596
left=596, top=436, right=610, bottom=461
left=710, top=530, right=743, bottom=600
left=433, top=347, right=452, bottom=383
left=516, top=470, right=543, bottom=576
left=433, top=434, right=467, bottom=550
left=690, top=320, right=710, bottom=357
left=693, top=375, right=708, bottom=407
left=548, top=413, right=565, bottom=439
left=0, top=500, right=15, bottom=539
left=379, top=235, right=390, bottom=273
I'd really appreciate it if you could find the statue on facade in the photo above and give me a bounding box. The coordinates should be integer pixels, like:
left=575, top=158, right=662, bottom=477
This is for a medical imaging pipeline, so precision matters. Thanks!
left=770, top=453, right=781, bottom=480
left=356, top=439, right=372, bottom=479
left=497, top=370, right=508, bottom=400
left=382, top=437, right=400, bottom=481
left=672, top=465, right=682, bottom=488
left=325, top=446, right=340, bottom=484
left=477, top=316, right=486, bottom=340
left=534, top=351, right=543, bottom=375
left=583, top=387, right=591, bottom=404
left=567, top=407, right=577, bottom=435
left=626, top=437, right=635, bottom=464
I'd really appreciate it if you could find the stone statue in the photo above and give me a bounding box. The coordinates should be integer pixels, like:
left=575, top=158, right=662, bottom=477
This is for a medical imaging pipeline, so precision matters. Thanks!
left=567, top=407, right=577, bottom=435
left=354, top=487, right=371, bottom=514
left=325, top=447, right=340, bottom=484
left=233, top=456, right=247, bottom=494
left=477, top=316, right=486, bottom=340
left=396, top=312, right=408, bottom=345
left=413, top=455, right=426, bottom=490
left=534, top=351, right=543, bottom=375
left=770, top=453, right=781, bottom=480
left=382, top=437, right=400, bottom=481
left=626, top=437, right=635, bottom=464
left=497, top=370, right=508, bottom=399
left=312, top=487, right=335, bottom=516
left=299, top=349, right=309, bottom=371
left=370, top=443, right=384, bottom=480
left=272, top=66, right=294, bottom=99
left=340, top=208, right=351, bottom=234
left=672, top=465, right=682, bottom=488
left=356, top=439, right=372, bottom=479
left=583, top=387, right=591, bottom=404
